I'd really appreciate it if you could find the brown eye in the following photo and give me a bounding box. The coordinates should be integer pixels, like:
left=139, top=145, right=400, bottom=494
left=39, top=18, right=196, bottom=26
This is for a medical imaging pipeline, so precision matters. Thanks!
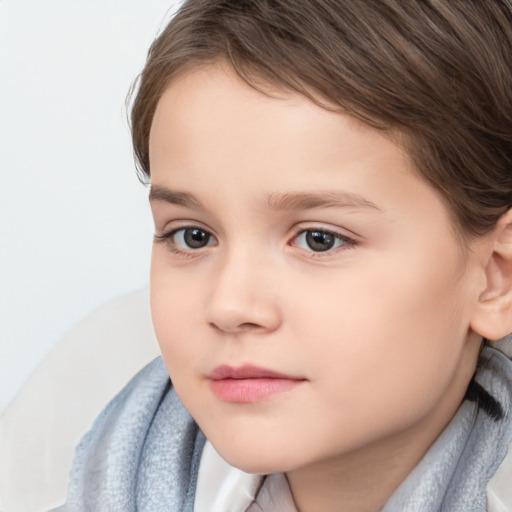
left=293, top=229, right=353, bottom=253
left=164, top=227, right=216, bottom=250
left=305, top=231, right=336, bottom=252
left=182, top=228, right=212, bottom=248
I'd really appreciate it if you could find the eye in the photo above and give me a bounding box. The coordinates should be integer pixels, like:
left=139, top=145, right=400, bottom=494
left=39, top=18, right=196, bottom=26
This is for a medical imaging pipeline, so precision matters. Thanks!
left=157, top=227, right=216, bottom=250
left=293, top=229, right=353, bottom=252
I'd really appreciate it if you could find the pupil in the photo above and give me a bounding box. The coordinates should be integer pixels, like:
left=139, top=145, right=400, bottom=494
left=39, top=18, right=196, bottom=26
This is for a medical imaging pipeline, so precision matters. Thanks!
left=306, top=230, right=334, bottom=252
left=185, top=228, right=209, bottom=248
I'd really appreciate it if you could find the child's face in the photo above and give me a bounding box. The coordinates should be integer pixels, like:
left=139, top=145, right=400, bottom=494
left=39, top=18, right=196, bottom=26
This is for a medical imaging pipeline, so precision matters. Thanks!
left=149, top=64, right=483, bottom=475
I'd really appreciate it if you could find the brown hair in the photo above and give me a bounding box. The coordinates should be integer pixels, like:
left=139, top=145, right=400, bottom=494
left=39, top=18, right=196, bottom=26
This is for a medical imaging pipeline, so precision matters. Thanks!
left=131, top=0, right=512, bottom=237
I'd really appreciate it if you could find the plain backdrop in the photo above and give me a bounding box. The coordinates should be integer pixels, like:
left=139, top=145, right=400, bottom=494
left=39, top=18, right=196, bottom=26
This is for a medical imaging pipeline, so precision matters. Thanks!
left=0, top=0, right=181, bottom=413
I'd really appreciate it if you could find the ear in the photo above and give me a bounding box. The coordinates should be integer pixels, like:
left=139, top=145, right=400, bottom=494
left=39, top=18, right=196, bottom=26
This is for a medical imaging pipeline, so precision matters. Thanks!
left=470, top=208, right=512, bottom=341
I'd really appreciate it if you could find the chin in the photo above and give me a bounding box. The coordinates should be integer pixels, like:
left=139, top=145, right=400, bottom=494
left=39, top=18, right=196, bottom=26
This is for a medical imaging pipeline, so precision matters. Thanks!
left=210, top=438, right=301, bottom=475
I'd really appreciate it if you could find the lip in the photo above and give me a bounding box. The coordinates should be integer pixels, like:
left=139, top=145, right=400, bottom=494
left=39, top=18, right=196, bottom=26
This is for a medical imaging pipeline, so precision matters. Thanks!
left=208, top=365, right=306, bottom=403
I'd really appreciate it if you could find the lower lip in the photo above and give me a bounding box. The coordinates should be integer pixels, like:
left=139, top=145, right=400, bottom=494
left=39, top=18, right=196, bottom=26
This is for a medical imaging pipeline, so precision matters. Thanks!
left=209, top=378, right=303, bottom=403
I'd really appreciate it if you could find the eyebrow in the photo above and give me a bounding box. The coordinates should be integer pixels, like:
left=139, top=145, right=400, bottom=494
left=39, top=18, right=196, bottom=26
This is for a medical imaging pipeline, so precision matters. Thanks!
left=149, top=185, right=380, bottom=212
left=149, top=186, right=204, bottom=209
left=265, top=191, right=381, bottom=211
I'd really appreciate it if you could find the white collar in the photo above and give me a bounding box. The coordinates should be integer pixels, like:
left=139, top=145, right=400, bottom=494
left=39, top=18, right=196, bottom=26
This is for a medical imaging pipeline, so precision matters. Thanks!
left=194, top=441, right=263, bottom=512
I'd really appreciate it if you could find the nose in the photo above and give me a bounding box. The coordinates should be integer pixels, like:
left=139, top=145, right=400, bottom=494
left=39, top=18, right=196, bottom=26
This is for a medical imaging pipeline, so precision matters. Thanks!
left=206, top=253, right=282, bottom=335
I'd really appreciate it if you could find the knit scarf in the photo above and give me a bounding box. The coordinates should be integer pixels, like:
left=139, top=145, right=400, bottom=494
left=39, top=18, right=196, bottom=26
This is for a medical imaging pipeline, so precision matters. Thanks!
left=54, top=346, right=512, bottom=512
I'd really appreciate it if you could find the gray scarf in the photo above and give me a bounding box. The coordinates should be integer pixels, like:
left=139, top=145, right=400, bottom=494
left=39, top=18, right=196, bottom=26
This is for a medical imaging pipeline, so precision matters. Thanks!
left=55, top=347, right=512, bottom=511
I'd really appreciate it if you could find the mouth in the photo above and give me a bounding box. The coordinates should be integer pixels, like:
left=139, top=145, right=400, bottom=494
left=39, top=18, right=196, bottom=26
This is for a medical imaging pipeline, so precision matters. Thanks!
left=207, top=365, right=306, bottom=403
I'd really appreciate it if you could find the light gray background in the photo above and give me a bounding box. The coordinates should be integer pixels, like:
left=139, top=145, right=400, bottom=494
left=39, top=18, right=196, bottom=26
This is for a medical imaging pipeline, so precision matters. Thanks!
left=0, top=0, right=180, bottom=412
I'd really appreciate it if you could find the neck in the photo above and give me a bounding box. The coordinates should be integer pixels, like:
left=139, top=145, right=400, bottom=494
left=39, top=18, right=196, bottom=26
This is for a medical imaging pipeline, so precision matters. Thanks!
left=286, top=429, right=428, bottom=512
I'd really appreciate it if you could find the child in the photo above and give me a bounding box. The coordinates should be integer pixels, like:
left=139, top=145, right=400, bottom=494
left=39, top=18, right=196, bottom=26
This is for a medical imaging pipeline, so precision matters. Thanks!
left=57, top=0, right=512, bottom=510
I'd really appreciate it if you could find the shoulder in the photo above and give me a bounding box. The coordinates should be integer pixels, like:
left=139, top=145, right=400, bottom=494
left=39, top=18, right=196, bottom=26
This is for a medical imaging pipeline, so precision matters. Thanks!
left=92, top=356, right=172, bottom=426
left=481, top=346, right=512, bottom=512
left=74, top=356, right=173, bottom=462
left=56, top=357, right=191, bottom=510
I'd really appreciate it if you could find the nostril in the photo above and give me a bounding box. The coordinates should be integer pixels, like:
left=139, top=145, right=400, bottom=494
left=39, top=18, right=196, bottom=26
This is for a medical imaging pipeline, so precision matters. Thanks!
left=208, top=321, right=262, bottom=333
left=209, top=322, right=262, bottom=331
left=208, top=320, right=269, bottom=334
left=239, top=322, right=262, bottom=331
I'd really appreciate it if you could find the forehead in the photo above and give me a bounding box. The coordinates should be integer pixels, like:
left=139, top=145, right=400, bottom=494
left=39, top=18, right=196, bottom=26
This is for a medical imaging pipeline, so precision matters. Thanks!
left=150, top=64, right=461, bottom=235
left=150, top=64, right=407, bottom=188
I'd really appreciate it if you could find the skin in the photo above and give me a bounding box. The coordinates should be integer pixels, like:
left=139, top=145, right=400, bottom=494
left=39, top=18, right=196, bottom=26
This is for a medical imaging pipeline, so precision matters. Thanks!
left=148, top=63, right=488, bottom=512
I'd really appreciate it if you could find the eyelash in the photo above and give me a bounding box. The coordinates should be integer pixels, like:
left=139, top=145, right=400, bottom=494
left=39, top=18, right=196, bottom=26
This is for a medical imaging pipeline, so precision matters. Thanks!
left=290, top=228, right=356, bottom=255
left=154, top=225, right=357, bottom=257
left=154, top=226, right=217, bottom=258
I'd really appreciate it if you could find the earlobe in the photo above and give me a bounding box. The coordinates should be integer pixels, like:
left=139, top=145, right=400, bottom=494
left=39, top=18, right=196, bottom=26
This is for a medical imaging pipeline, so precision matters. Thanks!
left=470, top=209, right=512, bottom=341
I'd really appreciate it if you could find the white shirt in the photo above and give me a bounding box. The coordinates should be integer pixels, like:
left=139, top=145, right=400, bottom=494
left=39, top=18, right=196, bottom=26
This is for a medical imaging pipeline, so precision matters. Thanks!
left=194, top=441, right=298, bottom=512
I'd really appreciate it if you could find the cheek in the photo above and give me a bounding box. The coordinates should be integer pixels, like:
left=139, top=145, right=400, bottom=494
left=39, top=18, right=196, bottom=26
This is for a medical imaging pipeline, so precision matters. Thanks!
left=292, top=247, right=471, bottom=414
left=150, top=254, right=201, bottom=368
